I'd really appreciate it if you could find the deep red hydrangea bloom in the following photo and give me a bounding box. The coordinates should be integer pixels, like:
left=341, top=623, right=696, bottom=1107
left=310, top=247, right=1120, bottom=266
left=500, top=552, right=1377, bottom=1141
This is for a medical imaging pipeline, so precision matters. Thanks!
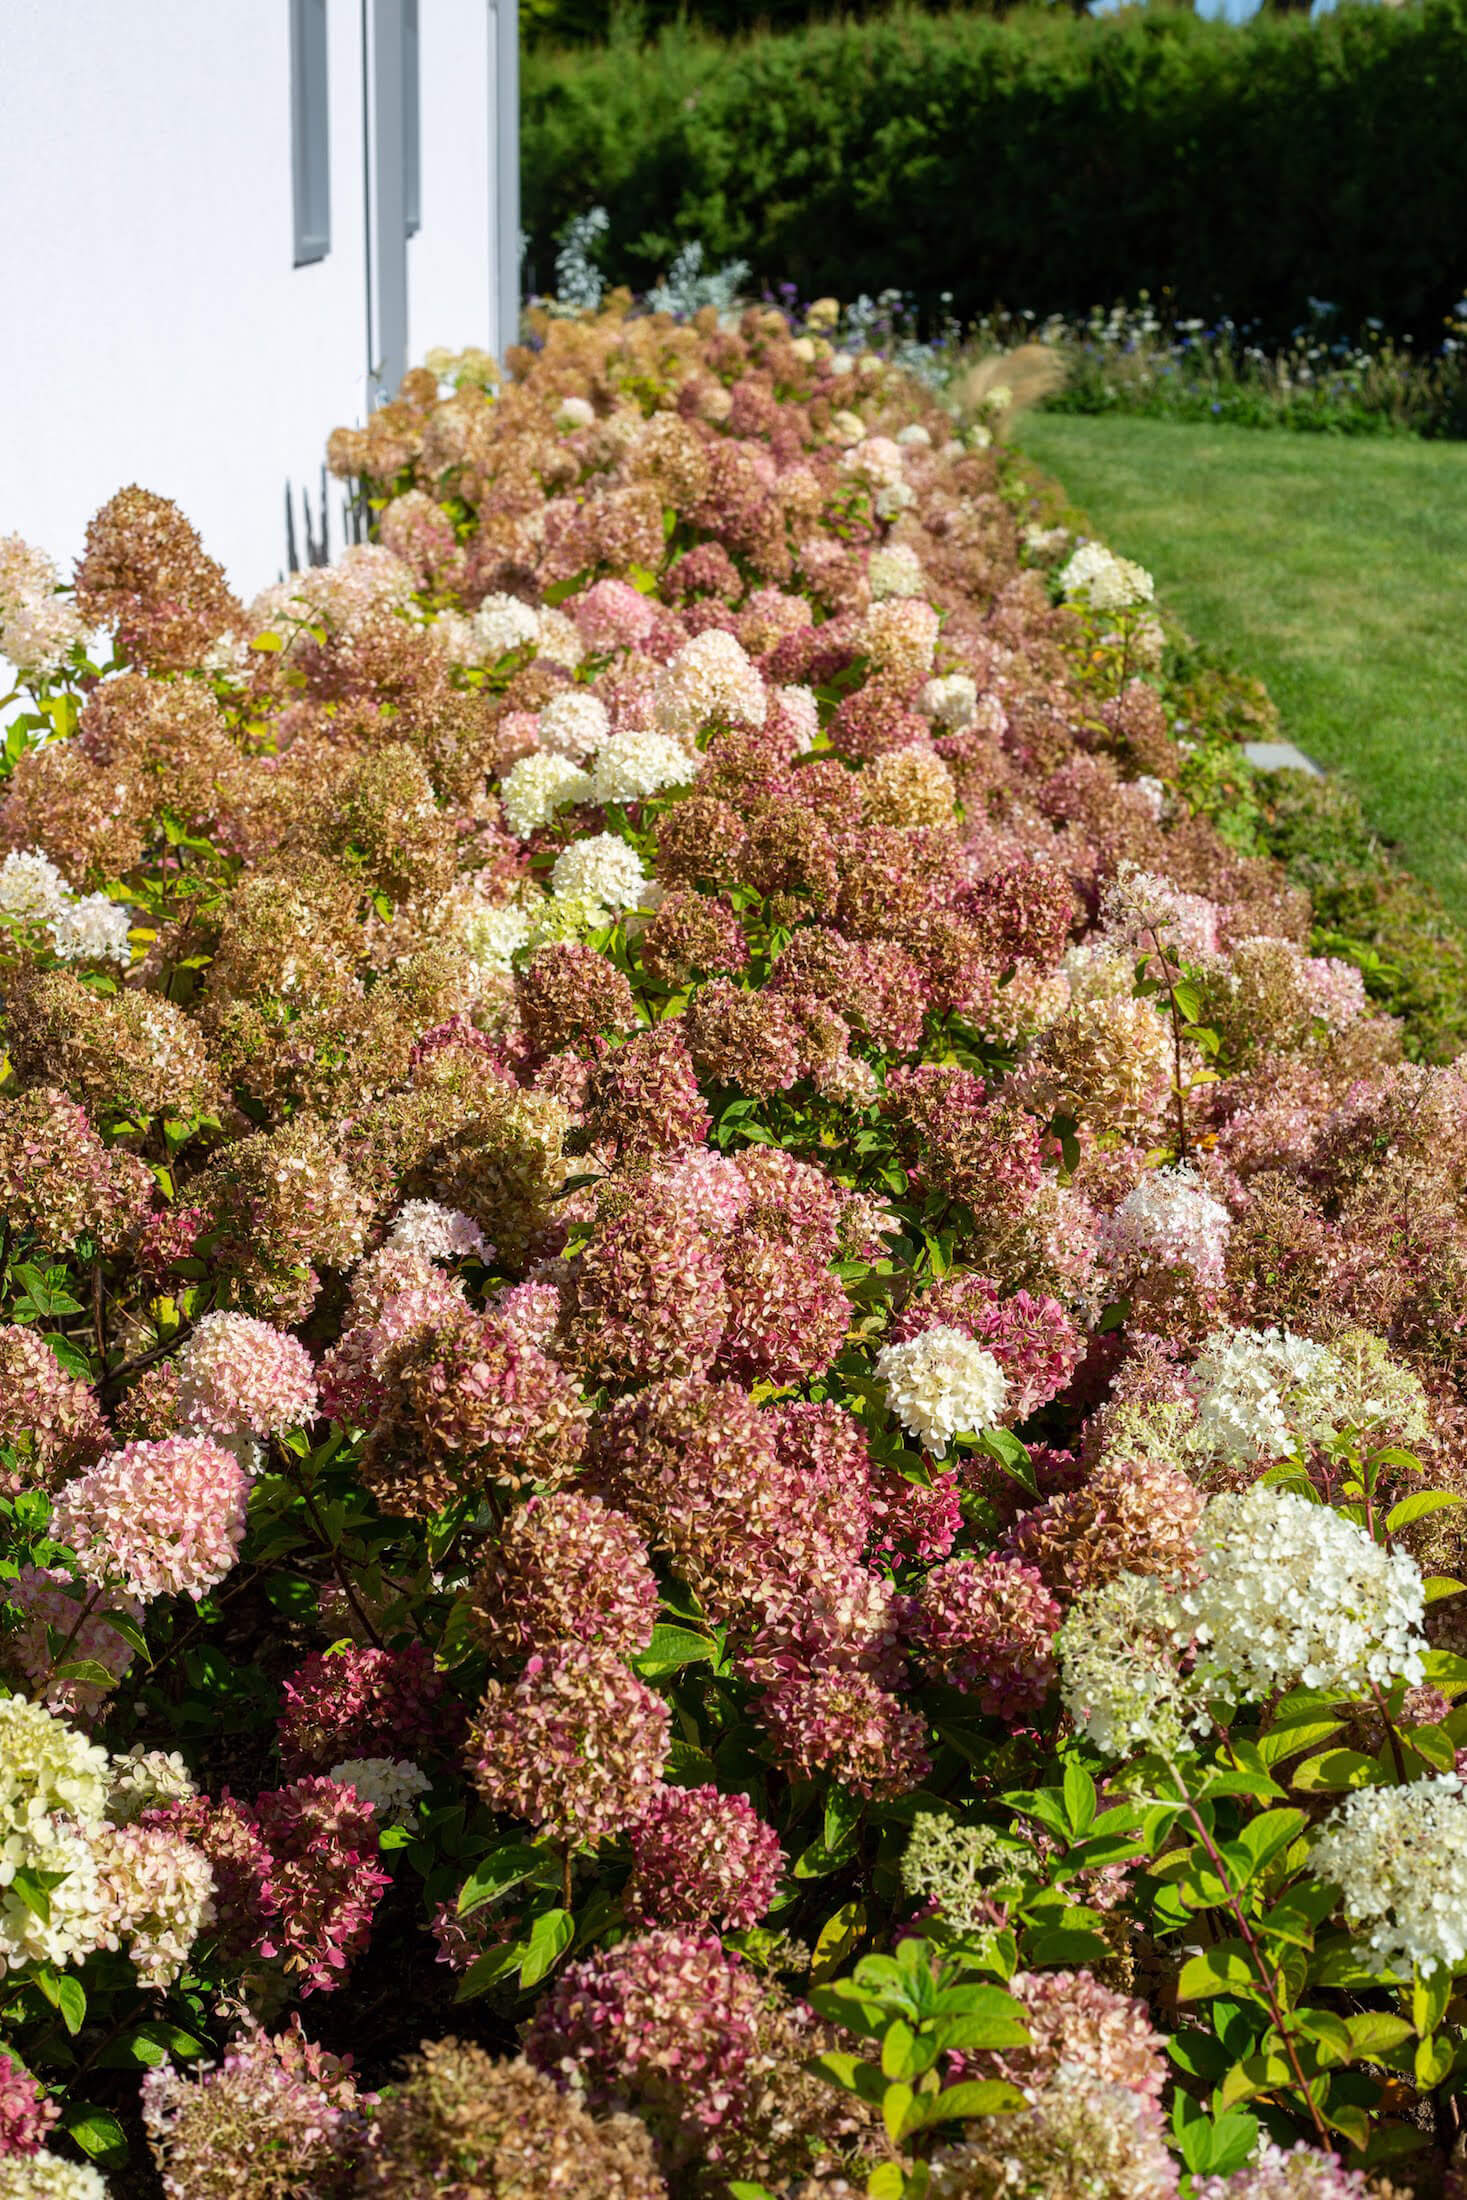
left=253, top=1777, right=391, bottom=1994
left=471, top=1492, right=658, bottom=1666
left=277, top=1643, right=450, bottom=1773
left=755, top=1665, right=931, bottom=1799
left=625, top=1785, right=785, bottom=1931
left=526, top=1928, right=764, bottom=2155
left=910, top=1555, right=1062, bottom=1719
left=468, top=1644, right=670, bottom=1849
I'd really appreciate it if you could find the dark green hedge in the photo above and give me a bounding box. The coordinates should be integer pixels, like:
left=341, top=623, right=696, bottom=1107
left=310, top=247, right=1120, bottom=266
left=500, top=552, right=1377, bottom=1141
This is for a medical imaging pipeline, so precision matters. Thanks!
left=521, top=3, right=1467, bottom=341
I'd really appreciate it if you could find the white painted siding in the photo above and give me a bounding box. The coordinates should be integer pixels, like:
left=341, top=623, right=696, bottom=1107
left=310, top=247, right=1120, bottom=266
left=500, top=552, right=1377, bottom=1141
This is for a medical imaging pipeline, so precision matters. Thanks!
left=0, top=0, right=500, bottom=604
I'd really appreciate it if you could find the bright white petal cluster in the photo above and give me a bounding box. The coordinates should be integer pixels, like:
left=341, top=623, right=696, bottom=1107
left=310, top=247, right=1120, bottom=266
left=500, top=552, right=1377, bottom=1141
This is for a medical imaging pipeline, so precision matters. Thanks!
left=329, top=1755, right=431, bottom=1828
left=1058, top=540, right=1155, bottom=612
left=0, top=1696, right=112, bottom=1835
left=473, top=592, right=542, bottom=661
left=500, top=750, right=593, bottom=838
left=555, top=394, right=596, bottom=430
left=1186, top=1325, right=1333, bottom=1468
left=590, top=727, right=697, bottom=806
left=840, top=433, right=905, bottom=489
left=536, top=606, right=585, bottom=670
left=106, top=1746, right=198, bottom=1826
left=387, top=1199, right=488, bottom=1262
left=874, top=1323, right=1009, bottom=1457
left=0, top=2150, right=109, bottom=2197
left=918, top=673, right=978, bottom=729
left=537, top=689, right=610, bottom=760
left=1176, top=1486, right=1426, bottom=1699
left=1311, top=1775, right=1467, bottom=1978
left=549, top=832, right=647, bottom=916
left=1096, top=1165, right=1231, bottom=1289
left=0, top=534, right=86, bottom=676
left=654, top=629, right=767, bottom=740
left=46, top=893, right=132, bottom=968
left=867, top=543, right=927, bottom=600
left=1056, top=1573, right=1205, bottom=1761
left=776, top=682, right=819, bottom=752
left=0, top=848, right=69, bottom=923
left=447, top=888, right=534, bottom=974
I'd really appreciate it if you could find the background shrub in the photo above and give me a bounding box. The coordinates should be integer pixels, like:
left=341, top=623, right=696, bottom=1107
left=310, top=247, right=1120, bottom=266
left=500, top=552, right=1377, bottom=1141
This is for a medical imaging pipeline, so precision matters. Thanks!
left=522, top=0, right=1467, bottom=341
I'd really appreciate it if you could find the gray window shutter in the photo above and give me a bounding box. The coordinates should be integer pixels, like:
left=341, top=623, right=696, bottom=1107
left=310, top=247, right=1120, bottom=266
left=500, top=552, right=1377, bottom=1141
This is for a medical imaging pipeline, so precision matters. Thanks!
left=403, top=0, right=420, bottom=237
left=290, top=0, right=331, bottom=265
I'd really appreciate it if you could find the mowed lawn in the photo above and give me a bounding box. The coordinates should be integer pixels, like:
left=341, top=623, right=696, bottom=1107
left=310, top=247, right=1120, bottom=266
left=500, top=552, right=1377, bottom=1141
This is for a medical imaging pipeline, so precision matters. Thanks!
left=1010, top=413, right=1467, bottom=919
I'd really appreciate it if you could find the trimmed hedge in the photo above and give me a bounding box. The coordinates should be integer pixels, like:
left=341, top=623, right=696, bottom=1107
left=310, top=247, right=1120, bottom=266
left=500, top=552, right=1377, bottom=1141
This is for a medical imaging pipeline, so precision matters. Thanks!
left=522, top=2, right=1467, bottom=341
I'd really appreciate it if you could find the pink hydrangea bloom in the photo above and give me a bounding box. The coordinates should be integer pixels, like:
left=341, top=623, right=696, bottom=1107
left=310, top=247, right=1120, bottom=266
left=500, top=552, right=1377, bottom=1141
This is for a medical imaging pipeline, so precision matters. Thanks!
left=175, top=1310, right=318, bottom=1440
left=0, top=2051, right=58, bottom=2156
left=252, top=1776, right=390, bottom=1994
left=468, top=1644, right=670, bottom=1850
left=277, top=1643, right=450, bottom=1773
left=910, top=1555, right=1061, bottom=1718
left=50, top=1436, right=248, bottom=1602
left=625, top=1785, right=785, bottom=1930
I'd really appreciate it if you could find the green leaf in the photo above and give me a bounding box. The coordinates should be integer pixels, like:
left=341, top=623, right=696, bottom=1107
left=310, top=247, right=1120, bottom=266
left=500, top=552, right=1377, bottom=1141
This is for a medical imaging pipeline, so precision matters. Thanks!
left=882, top=2082, right=914, bottom=2147
left=1257, top=1717, right=1344, bottom=1768
left=9, top=1867, right=67, bottom=1925
left=1062, top=1762, right=1096, bottom=1836
left=35, top=1968, right=86, bottom=2034
left=882, top=2018, right=937, bottom=2082
left=1414, top=1967, right=1453, bottom=2037
left=1177, top=1941, right=1259, bottom=2001
left=62, top=2106, right=128, bottom=2166
left=457, top=1840, right=545, bottom=1918
left=1416, top=2035, right=1455, bottom=2088
left=1386, top=1490, right=1465, bottom=1532
left=971, top=1426, right=1036, bottom=1495
left=899, top=2079, right=1025, bottom=2135
left=1236, top=1807, right=1306, bottom=1878
left=518, top=1906, right=573, bottom=1988
left=632, top=1623, right=717, bottom=1679
left=1345, top=2012, right=1414, bottom=2061
left=866, top=2167, right=905, bottom=2200
left=1291, top=1748, right=1385, bottom=1792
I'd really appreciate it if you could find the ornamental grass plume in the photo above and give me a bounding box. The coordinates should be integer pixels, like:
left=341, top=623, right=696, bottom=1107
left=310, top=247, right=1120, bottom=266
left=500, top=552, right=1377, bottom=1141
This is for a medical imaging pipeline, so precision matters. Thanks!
left=469, top=1491, right=659, bottom=1666
left=468, top=1643, right=670, bottom=1850
left=49, top=1437, right=249, bottom=1603
left=355, top=2040, right=667, bottom=2199
left=624, top=1784, right=785, bottom=1931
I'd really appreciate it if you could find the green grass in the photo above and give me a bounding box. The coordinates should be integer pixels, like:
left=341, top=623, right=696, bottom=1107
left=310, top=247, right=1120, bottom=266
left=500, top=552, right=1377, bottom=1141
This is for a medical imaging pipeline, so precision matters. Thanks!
left=1009, top=413, right=1467, bottom=920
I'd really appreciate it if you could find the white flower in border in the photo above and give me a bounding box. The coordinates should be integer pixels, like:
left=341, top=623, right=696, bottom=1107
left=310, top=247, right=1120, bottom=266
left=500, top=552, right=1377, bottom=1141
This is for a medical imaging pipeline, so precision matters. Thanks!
left=874, top=1323, right=1008, bottom=1457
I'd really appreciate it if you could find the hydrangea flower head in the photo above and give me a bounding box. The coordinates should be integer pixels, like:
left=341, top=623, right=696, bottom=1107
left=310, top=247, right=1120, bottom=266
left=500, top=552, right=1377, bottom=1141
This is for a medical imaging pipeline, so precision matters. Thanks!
left=874, top=1324, right=1009, bottom=1456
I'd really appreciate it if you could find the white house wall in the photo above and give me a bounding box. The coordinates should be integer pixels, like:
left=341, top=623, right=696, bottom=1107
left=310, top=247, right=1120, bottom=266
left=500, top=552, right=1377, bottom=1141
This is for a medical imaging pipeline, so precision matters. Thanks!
left=0, top=1, right=497, bottom=605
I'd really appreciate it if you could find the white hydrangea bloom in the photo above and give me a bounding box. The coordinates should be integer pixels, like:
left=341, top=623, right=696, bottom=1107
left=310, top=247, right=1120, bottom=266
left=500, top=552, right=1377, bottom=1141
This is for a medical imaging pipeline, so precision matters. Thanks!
left=1058, top=540, right=1155, bottom=613
left=896, top=422, right=932, bottom=448
left=874, top=1324, right=1009, bottom=1457
left=1176, top=1485, right=1426, bottom=1700
left=429, top=609, right=480, bottom=665
left=0, top=535, right=86, bottom=677
left=388, top=1199, right=488, bottom=1262
left=450, top=891, right=535, bottom=975
left=536, top=607, right=584, bottom=669
left=537, top=689, right=610, bottom=761
left=0, top=2150, right=110, bottom=2198
left=919, top=673, right=978, bottom=730
left=0, top=1821, right=108, bottom=1977
left=1186, top=1325, right=1334, bottom=1468
left=549, top=832, right=647, bottom=916
left=590, top=727, right=697, bottom=806
left=0, top=1698, right=111, bottom=1835
left=0, top=848, right=69, bottom=923
left=499, top=751, right=594, bottom=839
left=106, top=1746, right=197, bottom=1826
left=1056, top=1573, right=1205, bottom=1761
left=46, top=893, right=132, bottom=967
left=473, top=592, right=541, bottom=661
left=776, top=683, right=819, bottom=753
left=867, top=543, right=927, bottom=600
left=555, top=395, right=596, bottom=430
left=654, top=629, right=767, bottom=741
left=330, top=1755, right=431, bottom=1829
left=1096, top=1165, right=1231, bottom=1289
left=840, top=434, right=905, bottom=489
left=829, top=399, right=862, bottom=435
left=874, top=482, right=917, bottom=521
left=1311, top=1776, right=1467, bottom=1978
left=1022, top=522, right=1071, bottom=561
left=1292, top=1329, right=1431, bottom=1451
left=1100, top=861, right=1218, bottom=961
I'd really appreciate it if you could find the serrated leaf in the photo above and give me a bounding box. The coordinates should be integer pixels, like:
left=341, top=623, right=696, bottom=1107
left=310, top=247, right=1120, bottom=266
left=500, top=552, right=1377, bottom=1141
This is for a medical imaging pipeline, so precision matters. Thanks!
left=632, top=1623, right=716, bottom=1679
left=62, top=2106, right=127, bottom=2165
left=1257, top=1717, right=1344, bottom=1767
left=1386, top=1490, right=1465, bottom=1532
left=899, top=2078, right=1025, bottom=2135
left=1345, top=2012, right=1414, bottom=2060
left=456, top=1840, right=544, bottom=1917
left=518, top=1906, right=573, bottom=1989
left=1291, top=1748, right=1385, bottom=1792
left=1177, top=1942, right=1259, bottom=2001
